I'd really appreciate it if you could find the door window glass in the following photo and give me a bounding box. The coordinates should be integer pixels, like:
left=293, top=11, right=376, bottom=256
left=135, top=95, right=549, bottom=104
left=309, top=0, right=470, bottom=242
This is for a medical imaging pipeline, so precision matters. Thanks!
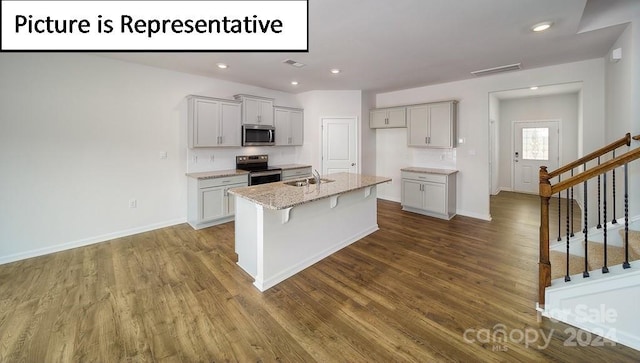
left=522, top=127, right=549, bottom=160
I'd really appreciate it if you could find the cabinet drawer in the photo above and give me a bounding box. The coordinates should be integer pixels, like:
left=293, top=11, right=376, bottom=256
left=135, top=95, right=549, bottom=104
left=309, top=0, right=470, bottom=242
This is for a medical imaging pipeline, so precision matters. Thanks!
left=402, top=171, right=446, bottom=183
left=282, top=167, right=312, bottom=179
left=199, top=174, right=248, bottom=188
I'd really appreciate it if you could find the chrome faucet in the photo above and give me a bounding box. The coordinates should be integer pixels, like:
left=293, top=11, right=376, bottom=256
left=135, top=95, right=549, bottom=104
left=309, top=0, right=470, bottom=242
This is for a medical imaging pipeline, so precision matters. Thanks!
left=313, top=169, right=321, bottom=185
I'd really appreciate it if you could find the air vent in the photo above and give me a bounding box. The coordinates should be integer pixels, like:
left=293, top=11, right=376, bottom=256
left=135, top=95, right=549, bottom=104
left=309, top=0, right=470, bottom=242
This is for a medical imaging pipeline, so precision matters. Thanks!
left=283, top=59, right=306, bottom=68
left=471, top=63, right=521, bottom=77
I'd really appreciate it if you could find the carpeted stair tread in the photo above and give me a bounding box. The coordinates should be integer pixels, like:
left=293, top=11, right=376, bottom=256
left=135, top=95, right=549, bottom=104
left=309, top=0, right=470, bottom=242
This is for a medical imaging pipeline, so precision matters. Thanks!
left=550, top=250, right=584, bottom=280
left=587, top=243, right=626, bottom=270
left=618, top=229, right=640, bottom=261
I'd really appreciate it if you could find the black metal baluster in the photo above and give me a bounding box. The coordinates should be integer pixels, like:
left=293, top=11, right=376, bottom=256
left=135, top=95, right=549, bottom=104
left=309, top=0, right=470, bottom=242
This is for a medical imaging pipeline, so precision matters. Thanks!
left=623, top=163, right=631, bottom=269
left=583, top=177, right=590, bottom=278
left=570, top=169, right=575, bottom=237
left=565, top=187, right=571, bottom=282
left=597, top=157, right=602, bottom=229
left=612, top=150, right=618, bottom=224
left=602, top=171, right=609, bottom=274
left=557, top=175, right=562, bottom=242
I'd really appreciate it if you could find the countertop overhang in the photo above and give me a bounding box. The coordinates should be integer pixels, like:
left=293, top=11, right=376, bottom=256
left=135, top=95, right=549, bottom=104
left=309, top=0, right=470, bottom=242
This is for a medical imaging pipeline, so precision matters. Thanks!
left=228, top=172, right=391, bottom=210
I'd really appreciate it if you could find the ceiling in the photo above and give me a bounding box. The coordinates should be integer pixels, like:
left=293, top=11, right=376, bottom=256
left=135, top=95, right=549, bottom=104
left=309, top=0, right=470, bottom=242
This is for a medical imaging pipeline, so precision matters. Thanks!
left=99, top=0, right=635, bottom=94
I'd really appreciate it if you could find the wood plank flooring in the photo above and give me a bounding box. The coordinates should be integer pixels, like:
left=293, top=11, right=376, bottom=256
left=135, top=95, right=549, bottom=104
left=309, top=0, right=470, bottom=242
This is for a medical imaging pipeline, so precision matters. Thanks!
left=1, top=192, right=638, bottom=362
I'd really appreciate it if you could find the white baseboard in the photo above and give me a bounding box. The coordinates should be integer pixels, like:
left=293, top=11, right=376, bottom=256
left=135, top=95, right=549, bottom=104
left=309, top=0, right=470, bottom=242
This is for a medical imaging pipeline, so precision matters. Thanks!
left=0, top=217, right=187, bottom=265
left=377, top=195, right=401, bottom=203
left=457, top=209, right=492, bottom=221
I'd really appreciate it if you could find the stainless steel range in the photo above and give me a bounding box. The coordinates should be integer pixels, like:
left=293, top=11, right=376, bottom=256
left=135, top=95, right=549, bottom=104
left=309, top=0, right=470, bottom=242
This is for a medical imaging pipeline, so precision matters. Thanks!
left=236, top=155, right=282, bottom=185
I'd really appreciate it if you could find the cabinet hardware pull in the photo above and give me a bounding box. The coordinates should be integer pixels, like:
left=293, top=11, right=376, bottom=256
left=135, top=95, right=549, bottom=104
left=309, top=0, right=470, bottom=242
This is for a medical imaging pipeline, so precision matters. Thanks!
left=425, top=137, right=428, bottom=144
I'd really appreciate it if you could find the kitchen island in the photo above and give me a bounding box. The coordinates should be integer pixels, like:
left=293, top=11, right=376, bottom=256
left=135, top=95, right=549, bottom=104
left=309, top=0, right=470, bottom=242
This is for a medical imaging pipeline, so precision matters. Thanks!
left=228, top=172, right=391, bottom=291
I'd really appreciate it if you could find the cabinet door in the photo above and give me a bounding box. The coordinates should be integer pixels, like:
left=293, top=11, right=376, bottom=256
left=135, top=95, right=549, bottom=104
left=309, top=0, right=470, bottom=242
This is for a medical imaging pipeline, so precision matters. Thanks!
left=289, top=110, right=303, bottom=145
left=225, top=188, right=235, bottom=216
left=193, top=98, right=221, bottom=147
left=201, top=187, right=225, bottom=221
left=219, top=101, right=241, bottom=147
left=259, top=100, right=274, bottom=126
left=370, top=109, right=388, bottom=128
left=402, top=180, right=424, bottom=209
left=387, top=107, right=406, bottom=127
left=428, top=102, right=453, bottom=148
left=243, top=98, right=260, bottom=124
left=274, top=108, right=291, bottom=145
left=407, top=105, right=429, bottom=146
left=423, top=182, right=446, bottom=215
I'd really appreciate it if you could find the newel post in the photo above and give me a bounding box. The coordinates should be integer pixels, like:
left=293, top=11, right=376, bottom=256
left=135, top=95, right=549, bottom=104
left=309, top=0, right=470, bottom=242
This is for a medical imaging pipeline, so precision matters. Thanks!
left=539, top=166, right=552, bottom=307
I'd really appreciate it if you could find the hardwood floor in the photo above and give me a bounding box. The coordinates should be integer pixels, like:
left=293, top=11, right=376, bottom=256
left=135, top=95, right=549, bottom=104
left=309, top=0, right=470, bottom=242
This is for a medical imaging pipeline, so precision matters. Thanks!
left=1, top=192, right=638, bottom=362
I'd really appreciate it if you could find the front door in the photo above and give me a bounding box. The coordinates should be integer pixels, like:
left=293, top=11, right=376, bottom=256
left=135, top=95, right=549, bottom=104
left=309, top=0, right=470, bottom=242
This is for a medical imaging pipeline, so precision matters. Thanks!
left=513, top=120, right=559, bottom=194
left=321, top=117, right=358, bottom=175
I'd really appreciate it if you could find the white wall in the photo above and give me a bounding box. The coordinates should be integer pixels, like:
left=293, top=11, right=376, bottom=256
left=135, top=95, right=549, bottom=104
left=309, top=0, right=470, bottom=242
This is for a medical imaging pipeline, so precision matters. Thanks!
left=632, top=11, right=640, bottom=217
left=489, top=94, right=500, bottom=195
left=295, top=90, right=363, bottom=172
left=606, top=19, right=640, bottom=218
left=497, top=93, right=579, bottom=191
left=0, top=53, right=301, bottom=263
left=375, top=59, right=605, bottom=220
left=360, top=91, right=377, bottom=175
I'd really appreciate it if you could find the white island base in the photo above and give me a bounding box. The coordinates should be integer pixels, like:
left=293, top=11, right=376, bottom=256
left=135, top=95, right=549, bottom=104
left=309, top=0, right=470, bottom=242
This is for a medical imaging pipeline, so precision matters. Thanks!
left=234, top=186, right=379, bottom=291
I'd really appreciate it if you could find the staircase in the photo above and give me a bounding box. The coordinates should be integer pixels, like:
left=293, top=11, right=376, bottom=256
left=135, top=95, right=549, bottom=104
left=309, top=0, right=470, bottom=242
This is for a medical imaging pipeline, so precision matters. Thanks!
left=538, top=133, right=640, bottom=351
left=549, top=221, right=640, bottom=280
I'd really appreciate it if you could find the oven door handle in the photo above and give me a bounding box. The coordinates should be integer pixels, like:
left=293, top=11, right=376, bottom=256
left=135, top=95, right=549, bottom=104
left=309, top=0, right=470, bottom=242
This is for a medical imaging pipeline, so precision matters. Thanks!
left=251, top=170, right=281, bottom=177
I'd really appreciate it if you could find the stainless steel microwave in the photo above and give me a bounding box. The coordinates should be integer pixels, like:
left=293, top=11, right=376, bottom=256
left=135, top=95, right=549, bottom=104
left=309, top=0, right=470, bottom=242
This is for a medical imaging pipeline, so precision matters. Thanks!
left=242, top=125, right=275, bottom=146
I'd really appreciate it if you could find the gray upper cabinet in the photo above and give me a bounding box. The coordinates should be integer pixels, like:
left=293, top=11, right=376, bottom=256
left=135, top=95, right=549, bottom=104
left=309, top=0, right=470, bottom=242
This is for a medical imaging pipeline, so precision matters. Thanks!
left=188, top=95, right=242, bottom=148
left=407, top=100, right=457, bottom=148
left=234, top=94, right=274, bottom=126
left=370, top=107, right=406, bottom=128
left=274, top=106, right=304, bottom=146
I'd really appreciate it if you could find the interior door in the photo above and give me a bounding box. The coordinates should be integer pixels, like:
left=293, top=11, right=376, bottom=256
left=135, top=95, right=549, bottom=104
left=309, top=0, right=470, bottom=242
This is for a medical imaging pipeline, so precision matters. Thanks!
left=513, top=121, right=559, bottom=194
left=322, top=117, right=358, bottom=175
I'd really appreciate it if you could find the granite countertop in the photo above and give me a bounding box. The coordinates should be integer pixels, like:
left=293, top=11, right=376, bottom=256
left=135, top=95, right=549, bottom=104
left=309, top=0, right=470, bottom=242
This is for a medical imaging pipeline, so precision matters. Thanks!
left=272, top=164, right=312, bottom=170
left=401, top=167, right=458, bottom=175
left=228, top=172, right=391, bottom=210
left=185, top=169, right=249, bottom=180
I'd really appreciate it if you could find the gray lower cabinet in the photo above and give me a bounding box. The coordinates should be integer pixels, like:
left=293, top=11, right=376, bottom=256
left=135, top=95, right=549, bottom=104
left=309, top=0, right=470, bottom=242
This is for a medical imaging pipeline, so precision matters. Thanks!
left=401, top=170, right=457, bottom=220
left=281, top=167, right=312, bottom=181
left=188, top=174, right=248, bottom=229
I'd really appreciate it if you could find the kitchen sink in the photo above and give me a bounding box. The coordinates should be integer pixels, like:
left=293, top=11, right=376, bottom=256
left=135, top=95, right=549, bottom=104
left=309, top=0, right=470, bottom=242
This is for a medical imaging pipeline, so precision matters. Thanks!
left=283, top=178, right=334, bottom=187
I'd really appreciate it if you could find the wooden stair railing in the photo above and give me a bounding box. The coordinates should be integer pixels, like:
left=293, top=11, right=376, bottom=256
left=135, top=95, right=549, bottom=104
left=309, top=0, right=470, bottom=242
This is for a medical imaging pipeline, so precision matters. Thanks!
left=538, top=133, right=640, bottom=307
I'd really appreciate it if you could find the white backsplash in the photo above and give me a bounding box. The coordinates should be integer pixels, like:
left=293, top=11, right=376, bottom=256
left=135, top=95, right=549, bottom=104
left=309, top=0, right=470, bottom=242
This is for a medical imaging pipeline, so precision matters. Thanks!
left=187, top=146, right=303, bottom=173
left=409, top=147, right=457, bottom=169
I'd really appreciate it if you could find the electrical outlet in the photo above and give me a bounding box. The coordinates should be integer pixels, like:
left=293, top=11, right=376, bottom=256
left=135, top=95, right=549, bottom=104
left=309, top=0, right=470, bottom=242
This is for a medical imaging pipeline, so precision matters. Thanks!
left=159, top=151, right=168, bottom=159
left=129, top=199, right=137, bottom=208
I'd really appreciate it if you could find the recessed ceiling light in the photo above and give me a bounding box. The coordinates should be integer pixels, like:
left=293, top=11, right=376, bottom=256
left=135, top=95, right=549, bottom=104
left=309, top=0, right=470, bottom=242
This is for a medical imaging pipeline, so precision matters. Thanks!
left=217, top=63, right=228, bottom=69
left=291, top=81, right=299, bottom=86
left=532, top=21, right=553, bottom=32
left=530, top=86, right=539, bottom=90
left=330, top=69, right=341, bottom=74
